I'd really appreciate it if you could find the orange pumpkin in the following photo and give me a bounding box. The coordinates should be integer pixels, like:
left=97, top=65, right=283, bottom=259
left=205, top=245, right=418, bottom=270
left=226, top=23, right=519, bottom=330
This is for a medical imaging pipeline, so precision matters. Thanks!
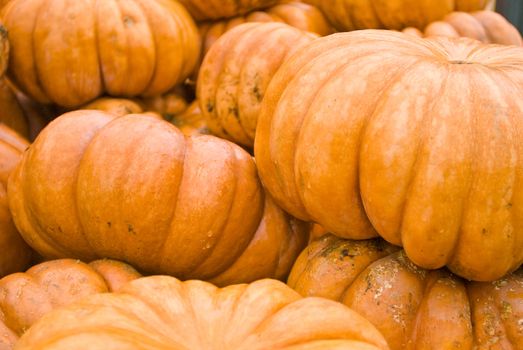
left=288, top=235, right=523, bottom=350
left=1, top=0, right=200, bottom=108
left=0, top=125, right=32, bottom=278
left=403, top=11, right=522, bottom=46
left=8, top=110, right=308, bottom=285
left=0, top=258, right=141, bottom=349
left=304, top=0, right=489, bottom=31
left=0, top=22, right=6, bottom=77
left=255, top=30, right=523, bottom=281
left=80, top=97, right=145, bottom=117
left=16, top=276, right=390, bottom=350
left=198, top=22, right=317, bottom=147
left=140, top=85, right=192, bottom=119
left=171, top=100, right=211, bottom=137
left=177, top=0, right=278, bottom=21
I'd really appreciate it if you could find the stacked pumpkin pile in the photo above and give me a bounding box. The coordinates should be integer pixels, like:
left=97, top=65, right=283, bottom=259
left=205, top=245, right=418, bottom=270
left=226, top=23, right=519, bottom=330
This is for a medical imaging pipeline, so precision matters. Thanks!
left=0, top=0, right=522, bottom=349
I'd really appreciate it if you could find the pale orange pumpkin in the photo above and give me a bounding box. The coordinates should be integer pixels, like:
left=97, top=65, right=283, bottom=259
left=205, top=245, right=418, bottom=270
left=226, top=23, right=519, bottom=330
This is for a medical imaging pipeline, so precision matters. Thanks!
left=177, top=0, right=278, bottom=21
left=288, top=235, right=523, bottom=350
left=1, top=0, right=200, bottom=107
left=255, top=30, right=523, bottom=281
left=0, top=258, right=141, bottom=349
left=198, top=22, right=317, bottom=147
left=16, top=276, right=390, bottom=350
left=8, top=110, right=308, bottom=285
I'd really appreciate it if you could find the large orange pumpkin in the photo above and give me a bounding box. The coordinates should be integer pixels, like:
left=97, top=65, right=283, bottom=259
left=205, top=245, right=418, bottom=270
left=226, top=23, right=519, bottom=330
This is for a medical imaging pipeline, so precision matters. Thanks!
left=198, top=22, right=317, bottom=147
left=0, top=258, right=141, bottom=349
left=1, top=0, right=200, bottom=108
left=16, top=276, right=390, bottom=350
left=255, top=30, right=523, bottom=281
left=0, top=125, right=32, bottom=278
left=304, top=0, right=489, bottom=31
left=177, top=0, right=278, bottom=21
left=288, top=235, right=523, bottom=350
left=403, top=11, right=523, bottom=46
left=8, top=110, right=308, bottom=285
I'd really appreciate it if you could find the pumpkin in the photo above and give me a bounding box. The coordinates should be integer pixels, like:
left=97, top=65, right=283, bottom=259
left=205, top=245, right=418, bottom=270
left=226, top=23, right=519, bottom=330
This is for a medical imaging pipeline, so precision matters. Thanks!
left=254, top=30, right=523, bottom=281
left=177, top=0, right=278, bottom=21
left=171, top=100, right=211, bottom=137
left=0, top=258, right=141, bottom=349
left=288, top=235, right=523, bottom=350
left=0, top=22, right=6, bottom=77
left=0, top=125, right=32, bottom=278
left=16, top=276, right=390, bottom=350
left=403, top=11, right=523, bottom=46
left=198, top=22, right=317, bottom=147
left=1, top=0, right=200, bottom=108
left=303, top=0, right=489, bottom=31
left=80, top=97, right=145, bottom=117
left=140, top=85, right=192, bottom=119
left=8, top=110, right=308, bottom=285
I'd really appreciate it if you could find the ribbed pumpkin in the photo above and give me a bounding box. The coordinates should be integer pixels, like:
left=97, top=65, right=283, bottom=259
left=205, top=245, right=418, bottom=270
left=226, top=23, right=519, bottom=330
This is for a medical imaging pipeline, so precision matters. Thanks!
left=140, top=85, right=192, bottom=119
left=80, top=97, right=145, bottom=117
left=1, top=0, right=200, bottom=108
left=403, top=11, right=522, bottom=46
left=172, top=100, right=211, bottom=137
left=0, top=258, right=141, bottom=349
left=0, top=125, right=31, bottom=278
left=198, top=22, right=317, bottom=147
left=304, top=0, right=489, bottom=31
left=8, top=110, right=308, bottom=285
left=288, top=235, right=523, bottom=350
left=16, top=276, right=390, bottom=350
left=177, top=0, right=278, bottom=21
left=255, top=30, right=523, bottom=281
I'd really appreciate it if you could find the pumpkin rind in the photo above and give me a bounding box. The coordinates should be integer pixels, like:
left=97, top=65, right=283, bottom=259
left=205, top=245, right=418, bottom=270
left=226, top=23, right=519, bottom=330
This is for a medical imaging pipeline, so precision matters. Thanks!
left=288, top=235, right=523, bottom=350
left=1, top=0, right=200, bottom=107
left=177, top=0, right=279, bottom=21
left=16, top=276, right=390, bottom=350
left=171, top=100, right=211, bottom=136
left=254, top=30, right=523, bottom=281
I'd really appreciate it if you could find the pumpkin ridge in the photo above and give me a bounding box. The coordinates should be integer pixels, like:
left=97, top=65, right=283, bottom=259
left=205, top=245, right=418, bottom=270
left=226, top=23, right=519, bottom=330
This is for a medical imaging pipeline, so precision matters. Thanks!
left=28, top=0, right=50, bottom=103
left=92, top=0, right=106, bottom=96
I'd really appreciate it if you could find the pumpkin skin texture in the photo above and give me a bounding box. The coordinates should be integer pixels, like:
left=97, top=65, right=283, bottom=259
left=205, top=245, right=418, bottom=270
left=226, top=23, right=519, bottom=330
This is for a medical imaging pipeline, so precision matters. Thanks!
left=303, top=0, right=489, bottom=31
left=177, top=0, right=278, bottom=21
left=8, top=110, right=308, bottom=284
left=198, top=22, right=317, bottom=148
left=254, top=30, right=523, bottom=282
left=288, top=235, right=523, bottom=350
left=80, top=97, right=145, bottom=117
left=171, top=100, right=211, bottom=137
left=15, top=276, right=390, bottom=350
left=0, top=125, right=32, bottom=278
left=403, top=11, right=523, bottom=46
left=1, top=0, right=200, bottom=108
left=0, top=258, right=141, bottom=349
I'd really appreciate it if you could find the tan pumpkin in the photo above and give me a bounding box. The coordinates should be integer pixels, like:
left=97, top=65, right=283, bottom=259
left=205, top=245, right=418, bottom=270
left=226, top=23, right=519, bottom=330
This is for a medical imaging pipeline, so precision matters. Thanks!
left=8, top=110, right=308, bottom=285
left=171, top=100, right=211, bottom=137
left=16, top=276, right=390, bottom=350
left=0, top=125, right=32, bottom=278
left=254, top=30, right=523, bottom=281
left=304, top=0, right=489, bottom=31
left=288, top=235, right=523, bottom=350
left=0, top=258, right=141, bottom=349
left=198, top=22, right=317, bottom=147
left=177, top=0, right=278, bottom=21
left=403, top=11, right=522, bottom=46
left=1, top=0, right=200, bottom=108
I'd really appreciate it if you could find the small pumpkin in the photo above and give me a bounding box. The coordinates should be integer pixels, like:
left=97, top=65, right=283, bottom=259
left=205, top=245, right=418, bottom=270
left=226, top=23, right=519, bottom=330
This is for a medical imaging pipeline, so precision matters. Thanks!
left=16, top=276, right=390, bottom=350
left=304, top=0, right=489, bottom=31
left=198, top=22, right=317, bottom=147
left=1, top=0, right=200, bottom=107
left=171, top=100, right=211, bottom=137
left=254, top=30, right=523, bottom=281
left=0, top=258, right=141, bottom=349
left=140, top=85, right=192, bottom=119
left=177, top=0, right=278, bottom=21
left=288, top=235, right=523, bottom=350
left=403, top=11, right=522, bottom=46
left=8, top=110, right=308, bottom=284
left=80, top=97, right=145, bottom=117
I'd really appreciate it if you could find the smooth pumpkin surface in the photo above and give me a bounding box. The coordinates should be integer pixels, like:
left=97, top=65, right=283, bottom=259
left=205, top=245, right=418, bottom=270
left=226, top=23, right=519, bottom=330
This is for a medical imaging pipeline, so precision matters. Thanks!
left=255, top=30, right=523, bottom=281
left=0, top=258, right=141, bottom=349
left=1, top=0, right=200, bottom=108
left=171, top=100, right=211, bottom=137
left=0, top=125, right=31, bottom=279
left=16, top=276, right=390, bottom=350
left=403, top=11, right=522, bottom=46
left=8, top=110, right=308, bottom=284
left=177, top=0, right=278, bottom=21
left=198, top=22, right=317, bottom=147
left=304, top=0, right=489, bottom=31
left=288, top=235, right=523, bottom=350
